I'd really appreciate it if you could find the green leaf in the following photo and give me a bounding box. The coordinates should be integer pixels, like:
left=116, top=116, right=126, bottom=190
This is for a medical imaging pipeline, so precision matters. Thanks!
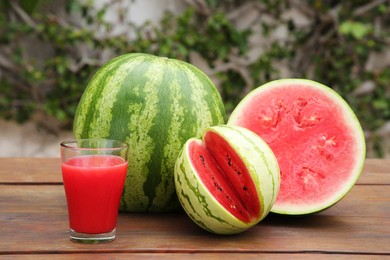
left=20, top=0, right=40, bottom=14
left=373, top=99, right=389, bottom=110
left=206, top=0, right=218, bottom=9
left=66, top=0, right=81, bottom=13
left=339, top=21, right=372, bottom=39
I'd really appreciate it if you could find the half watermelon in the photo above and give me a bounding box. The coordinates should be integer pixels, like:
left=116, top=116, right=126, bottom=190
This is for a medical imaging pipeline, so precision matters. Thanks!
left=228, top=79, right=366, bottom=215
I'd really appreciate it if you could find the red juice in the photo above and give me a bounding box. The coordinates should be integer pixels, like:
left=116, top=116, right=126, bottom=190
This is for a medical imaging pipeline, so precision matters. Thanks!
left=62, top=155, right=128, bottom=234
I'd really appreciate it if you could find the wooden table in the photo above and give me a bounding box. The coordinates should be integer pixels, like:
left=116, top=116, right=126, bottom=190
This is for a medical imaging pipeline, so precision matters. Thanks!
left=1, top=158, right=389, bottom=259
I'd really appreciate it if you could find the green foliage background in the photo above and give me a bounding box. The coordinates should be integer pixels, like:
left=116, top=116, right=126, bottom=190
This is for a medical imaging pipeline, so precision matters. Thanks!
left=1, top=0, right=389, bottom=157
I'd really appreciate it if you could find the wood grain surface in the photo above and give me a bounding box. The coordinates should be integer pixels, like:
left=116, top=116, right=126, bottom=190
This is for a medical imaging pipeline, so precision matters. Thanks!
left=1, top=158, right=389, bottom=259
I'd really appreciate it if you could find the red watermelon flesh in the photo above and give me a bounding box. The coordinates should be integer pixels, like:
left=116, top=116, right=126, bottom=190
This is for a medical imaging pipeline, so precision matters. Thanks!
left=188, top=131, right=260, bottom=223
left=228, top=79, right=366, bottom=215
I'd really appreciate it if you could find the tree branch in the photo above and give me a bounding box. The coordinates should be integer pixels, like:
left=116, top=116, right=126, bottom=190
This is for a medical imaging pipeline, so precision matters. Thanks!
left=353, top=0, right=387, bottom=17
left=184, top=0, right=210, bottom=15
left=211, top=54, right=254, bottom=94
left=9, top=1, right=37, bottom=28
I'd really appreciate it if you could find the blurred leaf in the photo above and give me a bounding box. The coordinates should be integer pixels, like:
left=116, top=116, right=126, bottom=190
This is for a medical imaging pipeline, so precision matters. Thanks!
left=339, top=21, right=372, bottom=39
left=66, top=0, right=81, bottom=13
left=206, top=0, right=218, bottom=9
left=20, top=0, right=40, bottom=14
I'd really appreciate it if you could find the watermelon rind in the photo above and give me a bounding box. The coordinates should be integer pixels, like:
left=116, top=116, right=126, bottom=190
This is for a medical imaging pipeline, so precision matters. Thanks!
left=73, top=53, right=226, bottom=212
left=228, top=78, right=366, bottom=215
left=174, top=125, right=280, bottom=234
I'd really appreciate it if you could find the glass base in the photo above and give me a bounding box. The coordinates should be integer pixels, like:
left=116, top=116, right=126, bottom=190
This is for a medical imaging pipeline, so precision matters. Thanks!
left=69, top=228, right=116, bottom=244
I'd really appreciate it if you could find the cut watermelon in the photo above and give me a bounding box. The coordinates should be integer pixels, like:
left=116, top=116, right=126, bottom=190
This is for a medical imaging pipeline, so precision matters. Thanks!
left=228, top=79, right=366, bottom=215
left=174, top=125, right=280, bottom=234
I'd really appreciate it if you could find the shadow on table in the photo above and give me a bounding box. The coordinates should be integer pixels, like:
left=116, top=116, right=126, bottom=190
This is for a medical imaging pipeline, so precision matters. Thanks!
left=262, top=212, right=348, bottom=229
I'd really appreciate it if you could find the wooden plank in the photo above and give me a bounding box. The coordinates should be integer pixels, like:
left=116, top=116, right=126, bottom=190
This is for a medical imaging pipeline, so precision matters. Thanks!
left=0, top=158, right=61, bottom=183
left=361, top=159, right=390, bottom=174
left=357, top=159, right=390, bottom=185
left=1, top=158, right=390, bottom=184
left=0, top=158, right=389, bottom=258
left=1, top=185, right=389, bottom=255
left=1, top=184, right=388, bottom=217
left=1, top=253, right=387, bottom=259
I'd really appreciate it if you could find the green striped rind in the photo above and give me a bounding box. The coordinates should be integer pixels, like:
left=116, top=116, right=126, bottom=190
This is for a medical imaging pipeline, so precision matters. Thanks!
left=174, top=125, right=280, bottom=235
left=73, top=53, right=226, bottom=212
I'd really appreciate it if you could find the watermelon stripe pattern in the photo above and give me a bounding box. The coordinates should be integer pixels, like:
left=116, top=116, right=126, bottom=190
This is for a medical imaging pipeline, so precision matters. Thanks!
left=74, top=53, right=226, bottom=212
left=174, top=126, right=280, bottom=234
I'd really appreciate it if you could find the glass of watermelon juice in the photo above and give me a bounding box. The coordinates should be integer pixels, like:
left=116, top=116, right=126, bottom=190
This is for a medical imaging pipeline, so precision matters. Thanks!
left=60, top=139, right=128, bottom=243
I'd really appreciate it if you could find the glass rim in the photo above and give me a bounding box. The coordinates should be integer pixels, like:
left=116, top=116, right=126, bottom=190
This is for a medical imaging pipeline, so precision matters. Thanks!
left=60, top=138, right=128, bottom=151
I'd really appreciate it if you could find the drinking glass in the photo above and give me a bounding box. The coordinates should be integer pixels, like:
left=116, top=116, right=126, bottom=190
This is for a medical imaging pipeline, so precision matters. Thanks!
left=60, top=139, right=128, bottom=243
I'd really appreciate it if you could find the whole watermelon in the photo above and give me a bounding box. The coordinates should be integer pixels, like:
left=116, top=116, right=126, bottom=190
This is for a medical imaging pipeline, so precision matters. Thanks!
left=73, top=53, right=226, bottom=212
